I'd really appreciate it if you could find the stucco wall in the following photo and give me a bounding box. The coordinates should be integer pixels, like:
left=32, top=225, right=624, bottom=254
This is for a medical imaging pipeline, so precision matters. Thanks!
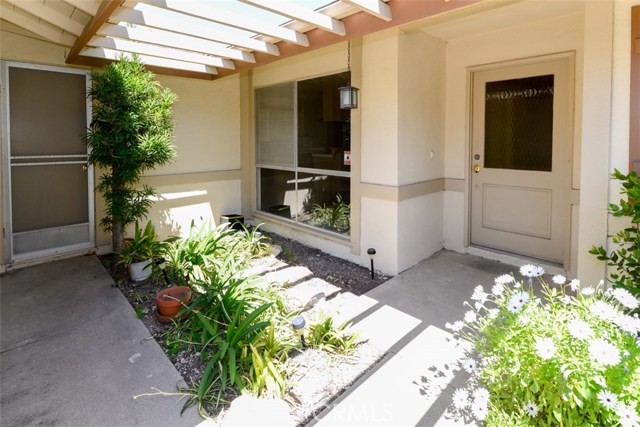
left=0, top=25, right=242, bottom=268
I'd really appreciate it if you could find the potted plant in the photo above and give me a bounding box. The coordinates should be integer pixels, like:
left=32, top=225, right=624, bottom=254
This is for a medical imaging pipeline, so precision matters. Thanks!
left=118, top=220, right=161, bottom=281
left=155, top=285, right=192, bottom=324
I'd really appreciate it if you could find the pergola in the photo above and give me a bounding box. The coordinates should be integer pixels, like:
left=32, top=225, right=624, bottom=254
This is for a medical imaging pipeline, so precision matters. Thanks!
left=0, top=0, right=478, bottom=79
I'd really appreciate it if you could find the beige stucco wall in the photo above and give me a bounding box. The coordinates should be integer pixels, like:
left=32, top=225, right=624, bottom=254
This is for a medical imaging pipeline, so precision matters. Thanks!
left=0, top=25, right=242, bottom=268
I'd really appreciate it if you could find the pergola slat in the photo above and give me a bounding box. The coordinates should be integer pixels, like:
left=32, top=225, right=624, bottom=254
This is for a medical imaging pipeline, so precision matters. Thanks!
left=342, top=0, right=392, bottom=21
left=0, top=3, right=77, bottom=45
left=112, top=6, right=279, bottom=55
left=140, top=0, right=310, bottom=46
left=240, top=0, right=346, bottom=36
left=4, top=0, right=85, bottom=36
left=81, top=46, right=218, bottom=74
left=98, top=23, right=256, bottom=62
left=88, top=36, right=235, bottom=69
left=62, top=0, right=101, bottom=16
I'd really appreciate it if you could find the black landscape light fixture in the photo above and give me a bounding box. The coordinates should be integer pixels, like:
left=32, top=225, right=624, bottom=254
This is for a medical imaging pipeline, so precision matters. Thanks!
left=339, top=40, right=359, bottom=110
left=292, top=315, right=306, bottom=347
left=156, top=257, right=170, bottom=286
left=367, top=248, right=376, bottom=280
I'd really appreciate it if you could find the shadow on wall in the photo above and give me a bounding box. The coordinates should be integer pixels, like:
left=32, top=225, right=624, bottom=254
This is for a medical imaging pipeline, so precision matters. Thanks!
left=149, top=189, right=215, bottom=239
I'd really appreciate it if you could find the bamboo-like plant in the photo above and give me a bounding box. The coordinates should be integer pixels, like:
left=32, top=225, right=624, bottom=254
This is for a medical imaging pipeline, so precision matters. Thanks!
left=85, top=55, right=176, bottom=262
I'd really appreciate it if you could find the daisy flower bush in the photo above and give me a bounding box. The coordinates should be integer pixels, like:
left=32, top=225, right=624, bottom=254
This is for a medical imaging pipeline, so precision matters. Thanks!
left=446, top=265, right=640, bottom=426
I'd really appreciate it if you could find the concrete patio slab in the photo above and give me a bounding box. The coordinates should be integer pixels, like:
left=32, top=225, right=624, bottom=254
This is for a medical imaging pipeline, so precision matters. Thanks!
left=0, top=255, right=203, bottom=427
left=309, top=250, right=518, bottom=427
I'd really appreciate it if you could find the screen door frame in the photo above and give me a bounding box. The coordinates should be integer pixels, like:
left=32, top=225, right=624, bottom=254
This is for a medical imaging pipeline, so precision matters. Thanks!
left=1, top=61, right=95, bottom=264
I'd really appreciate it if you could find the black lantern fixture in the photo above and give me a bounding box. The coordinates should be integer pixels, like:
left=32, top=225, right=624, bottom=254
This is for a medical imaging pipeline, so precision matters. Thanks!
left=367, top=248, right=376, bottom=280
left=339, top=40, right=359, bottom=110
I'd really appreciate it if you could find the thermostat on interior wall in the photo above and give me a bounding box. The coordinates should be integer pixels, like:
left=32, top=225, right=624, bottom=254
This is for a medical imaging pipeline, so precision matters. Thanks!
left=344, top=150, right=351, bottom=166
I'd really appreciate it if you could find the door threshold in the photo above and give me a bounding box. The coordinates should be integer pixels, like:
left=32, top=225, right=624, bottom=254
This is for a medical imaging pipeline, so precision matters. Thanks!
left=466, top=245, right=566, bottom=276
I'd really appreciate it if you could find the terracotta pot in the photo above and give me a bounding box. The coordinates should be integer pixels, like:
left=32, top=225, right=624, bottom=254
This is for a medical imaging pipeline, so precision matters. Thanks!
left=155, top=286, right=192, bottom=323
left=129, top=259, right=152, bottom=282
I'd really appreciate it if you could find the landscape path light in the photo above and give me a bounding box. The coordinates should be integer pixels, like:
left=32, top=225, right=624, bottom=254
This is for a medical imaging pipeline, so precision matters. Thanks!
left=292, top=315, right=306, bottom=348
left=367, top=248, right=376, bottom=280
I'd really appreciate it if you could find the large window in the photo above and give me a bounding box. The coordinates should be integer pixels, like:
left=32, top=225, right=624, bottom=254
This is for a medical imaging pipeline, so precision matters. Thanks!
left=256, top=72, right=351, bottom=236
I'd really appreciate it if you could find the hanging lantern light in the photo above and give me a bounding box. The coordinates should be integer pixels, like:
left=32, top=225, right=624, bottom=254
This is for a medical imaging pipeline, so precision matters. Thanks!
left=339, top=40, right=359, bottom=110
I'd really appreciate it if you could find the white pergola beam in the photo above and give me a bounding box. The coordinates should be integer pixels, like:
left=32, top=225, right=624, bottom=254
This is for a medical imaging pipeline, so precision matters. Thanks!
left=98, top=23, right=256, bottom=62
left=4, top=0, right=85, bottom=36
left=112, top=7, right=279, bottom=55
left=140, top=0, right=309, bottom=46
left=62, top=0, right=101, bottom=16
left=342, top=0, right=392, bottom=22
left=81, top=47, right=218, bottom=74
left=0, top=3, right=77, bottom=45
left=88, top=36, right=235, bottom=69
left=240, top=0, right=345, bottom=35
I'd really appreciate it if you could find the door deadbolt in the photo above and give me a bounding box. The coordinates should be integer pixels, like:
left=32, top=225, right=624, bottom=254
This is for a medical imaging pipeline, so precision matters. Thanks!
left=473, top=164, right=480, bottom=173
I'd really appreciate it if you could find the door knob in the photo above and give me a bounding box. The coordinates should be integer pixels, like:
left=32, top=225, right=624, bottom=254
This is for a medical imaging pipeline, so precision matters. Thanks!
left=82, top=164, right=88, bottom=171
left=473, top=164, right=480, bottom=173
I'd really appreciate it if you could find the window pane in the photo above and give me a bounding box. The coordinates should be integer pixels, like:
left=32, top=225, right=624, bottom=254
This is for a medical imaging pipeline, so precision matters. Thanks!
left=298, top=73, right=351, bottom=172
left=297, top=172, right=350, bottom=235
left=484, top=75, right=554, bottom=172
left=258, top=168, right=295, bottom=218
left=256, top=83, right=295, bottom=167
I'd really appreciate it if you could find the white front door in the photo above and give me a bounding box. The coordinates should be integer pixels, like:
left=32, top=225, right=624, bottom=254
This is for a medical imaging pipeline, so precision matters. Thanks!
left=470, top=55, right=573, bottom=264
left=2, top=62, right=94, bottom=263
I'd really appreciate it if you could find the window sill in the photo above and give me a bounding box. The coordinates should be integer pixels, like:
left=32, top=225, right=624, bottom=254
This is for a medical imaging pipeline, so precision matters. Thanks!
left=253, top=211, right=352, bottom=247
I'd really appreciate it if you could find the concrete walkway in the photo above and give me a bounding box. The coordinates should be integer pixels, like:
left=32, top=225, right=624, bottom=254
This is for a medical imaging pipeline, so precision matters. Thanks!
left=309, top=250, right=519, bottom=427
left=0, top=256, right=202, bottom=427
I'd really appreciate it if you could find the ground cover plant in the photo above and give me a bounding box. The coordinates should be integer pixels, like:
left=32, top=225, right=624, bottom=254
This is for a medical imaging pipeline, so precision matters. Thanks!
left=446, top=266, right=640, bottom=426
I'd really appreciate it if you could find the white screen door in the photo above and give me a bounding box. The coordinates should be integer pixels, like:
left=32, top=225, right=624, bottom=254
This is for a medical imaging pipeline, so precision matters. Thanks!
left=2, top=63, right=94, bottom=263
left=470, top=55, right=573, bottom=264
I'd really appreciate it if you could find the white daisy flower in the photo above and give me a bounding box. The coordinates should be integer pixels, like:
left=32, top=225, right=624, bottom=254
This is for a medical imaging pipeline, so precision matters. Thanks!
left=581, top=287, right=595, bottom=296
left=570, top=279, right=581, bottom=291
left=567, top=319, right=593, bottom=340
left=552, top=274, right=567, bottom=285
left=520, top=264, right=537, bottom=277
left=445, top=321, right=465, bottom=332
left=518, top=316, right=531, bottom=326
left=494, top=274, right=513, bottom=286
left=492, top=283, right=505, bottom=297
left=471, top=400, right=488, bottom=421
left=615, top=315, right=640, bottom=334
left=473, top=387, right=490, bottom=405
left=616, top=402, right=640, bottom=427
left=589, top=339, right=621, bottom=366
left=461, top=357, right=477, bottom=373
left=471, top=285, right=488, bottom=302
left=464, top=310, right=477, bottom=323
left=524, top=401, right=539, bottom=417
left=597, top=390, right=618, bottom=410
left=612, top=288, right=639, bottom=310
left=507, top=291, right=530, bottom=313
left=487, top=308, right=499, bottom=320
left=532, top=266, right=545, bottom=277
left=452, top=388, right=469, bottom=410
left=590, top=300, right=618, bottom=322
left=535, top=337, right=556, bottom=360
left=560, top=295, right=572, bottom=305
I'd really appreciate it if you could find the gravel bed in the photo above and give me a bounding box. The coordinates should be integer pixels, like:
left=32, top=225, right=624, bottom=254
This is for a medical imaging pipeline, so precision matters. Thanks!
left=101, top=231, right=391, bottom=424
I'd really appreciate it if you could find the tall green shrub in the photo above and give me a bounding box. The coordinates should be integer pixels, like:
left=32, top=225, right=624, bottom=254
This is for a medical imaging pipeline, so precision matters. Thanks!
left=85, top=55, right=176, bottom=258
left=590, top=169, right=640, bottom=299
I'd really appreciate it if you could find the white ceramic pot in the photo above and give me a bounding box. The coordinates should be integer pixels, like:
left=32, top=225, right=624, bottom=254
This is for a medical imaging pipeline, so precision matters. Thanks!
left=129, top=259, right=152, bottom=282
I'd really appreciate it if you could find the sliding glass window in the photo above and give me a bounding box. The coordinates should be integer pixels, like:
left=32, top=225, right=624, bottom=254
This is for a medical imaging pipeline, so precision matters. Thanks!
left=256, top=72, right=351, bottom=236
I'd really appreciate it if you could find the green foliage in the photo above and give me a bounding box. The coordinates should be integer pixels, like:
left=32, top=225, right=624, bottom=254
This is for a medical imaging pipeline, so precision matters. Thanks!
left=590, top=169, right=640, bottom=299
left=118, top=220, right=165, bottom=265
left=308, top=194, right=350, bottom=234
left=307, top=315, right=359, bottom=354
left=85, top=55, right=176, bottom=254
left=447, top=270, right=640, bottom=426
left=134, top=305, right=144, bottom=319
